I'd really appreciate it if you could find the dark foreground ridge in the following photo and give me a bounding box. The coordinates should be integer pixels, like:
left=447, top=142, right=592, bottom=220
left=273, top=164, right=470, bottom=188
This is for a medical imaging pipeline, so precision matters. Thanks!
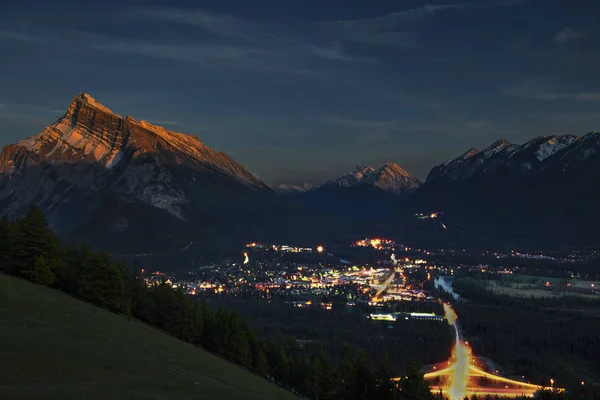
left=0, top=274, right=296, bottom=400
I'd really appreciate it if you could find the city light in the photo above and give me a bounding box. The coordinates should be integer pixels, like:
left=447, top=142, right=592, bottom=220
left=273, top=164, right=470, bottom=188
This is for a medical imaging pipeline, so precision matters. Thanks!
left=316, top=245, right=324, bottom=253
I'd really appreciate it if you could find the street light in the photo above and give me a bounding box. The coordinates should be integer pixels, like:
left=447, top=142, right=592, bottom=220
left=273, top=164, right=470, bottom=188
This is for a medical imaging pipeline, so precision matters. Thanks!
left=550, top=378, right=554, bottom=388
left=316, top=245, right=324, bottom=253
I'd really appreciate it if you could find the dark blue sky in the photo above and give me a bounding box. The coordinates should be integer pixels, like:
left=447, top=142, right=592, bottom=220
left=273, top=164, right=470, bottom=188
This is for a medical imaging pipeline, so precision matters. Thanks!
left=1, top=0, right=599, bottom=184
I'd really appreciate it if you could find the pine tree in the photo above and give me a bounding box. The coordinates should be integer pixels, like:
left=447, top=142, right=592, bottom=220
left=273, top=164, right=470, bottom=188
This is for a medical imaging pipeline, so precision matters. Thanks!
left=253, top=344, right=269, bottom=377
left=309, top=344, right=331, bottom=400
left=376, top=353, right=398, bottom=400
left=11, top=206, right=61, bottom=278
left=191, top=303, right=204, bottom=345
left=31, top=255, right=55, bottom=286
left=354, top=350, right=375, bottom=400
left=398, top=363, right=435, bottom=400
left=336, top=345, right=356, bottom=399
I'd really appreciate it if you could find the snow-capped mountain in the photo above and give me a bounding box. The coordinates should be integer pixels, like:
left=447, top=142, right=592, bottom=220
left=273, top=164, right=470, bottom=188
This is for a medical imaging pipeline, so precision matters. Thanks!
left=407, top=132, right=600, bottom=246
left=0, top=93, right=286, bottom=261
left=272, top=183, right=316, bottom=194
left=295, top=162, right=421, bottom=220
left=322, top=163, right=421, bottom=195
left=426, top=134, right=590, bottom=184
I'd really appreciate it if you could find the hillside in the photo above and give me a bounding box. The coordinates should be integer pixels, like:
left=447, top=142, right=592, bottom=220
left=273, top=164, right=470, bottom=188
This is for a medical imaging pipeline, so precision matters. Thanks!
left=0, top=274, right=296, bottom=400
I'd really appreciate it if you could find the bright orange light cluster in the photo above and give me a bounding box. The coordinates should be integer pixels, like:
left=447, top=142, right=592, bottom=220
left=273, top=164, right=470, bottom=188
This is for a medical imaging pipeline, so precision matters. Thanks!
left=354, top=238, right=393, bottom=250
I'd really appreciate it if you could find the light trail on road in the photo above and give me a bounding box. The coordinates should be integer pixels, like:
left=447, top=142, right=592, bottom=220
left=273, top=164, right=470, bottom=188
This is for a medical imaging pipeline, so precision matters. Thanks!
left=404, top=303, right=562, bottom=399
left=448, top=310, right=470, bottom=400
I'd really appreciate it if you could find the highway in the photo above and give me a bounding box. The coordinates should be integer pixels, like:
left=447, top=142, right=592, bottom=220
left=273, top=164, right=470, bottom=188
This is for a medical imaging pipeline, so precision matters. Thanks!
left=420, top=303, right=561, bottom=399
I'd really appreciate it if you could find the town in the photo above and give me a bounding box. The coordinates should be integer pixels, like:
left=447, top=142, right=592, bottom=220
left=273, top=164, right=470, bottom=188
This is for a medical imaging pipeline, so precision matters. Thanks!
left=143, top=238, right=599, bottom=317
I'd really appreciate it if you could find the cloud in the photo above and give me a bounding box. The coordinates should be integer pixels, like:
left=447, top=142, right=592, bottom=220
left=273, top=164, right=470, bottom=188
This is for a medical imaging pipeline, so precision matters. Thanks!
left=296, top=43, right=372, bottom=62
left=0, top=102, right=63, bottom=115
left=329, top=1, right=523, bottom=27
left=0, top=28, right=357, bottom=75
left=503, top=80, right=600, bottom=102
left=320, top=1, right=522, bottom=46
left=467, top=120, right=486, bottom=130
left=133, top=7, right=255, bottom=42
left=325, top=115, right=451, bottom=141
left=554, top=27, right=586, bottom=45
left=130, top=6, right=365, bottom=63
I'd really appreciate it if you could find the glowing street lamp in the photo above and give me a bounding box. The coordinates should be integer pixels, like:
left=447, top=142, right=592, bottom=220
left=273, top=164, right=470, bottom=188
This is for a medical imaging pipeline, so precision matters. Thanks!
left=550, top=378, right=554, bottom=388
left=316, top=245, right=324, bottom=253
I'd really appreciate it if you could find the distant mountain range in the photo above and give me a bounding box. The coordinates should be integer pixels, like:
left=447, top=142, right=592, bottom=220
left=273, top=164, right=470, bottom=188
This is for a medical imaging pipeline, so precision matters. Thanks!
left=1, top=92, right=598, bottom=263
left=401, top=133, right=600, bottom=247
left=272, top=183, right=316, bottom=194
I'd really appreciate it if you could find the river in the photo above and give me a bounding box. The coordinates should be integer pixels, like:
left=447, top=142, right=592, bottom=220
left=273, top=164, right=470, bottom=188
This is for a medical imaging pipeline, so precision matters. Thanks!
left=434, top=276, right=460, bottom=300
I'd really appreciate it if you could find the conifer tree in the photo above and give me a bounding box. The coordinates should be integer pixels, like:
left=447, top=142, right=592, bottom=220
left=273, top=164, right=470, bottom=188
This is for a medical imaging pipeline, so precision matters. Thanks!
left=398, top=363, right=435, bottom=400
left=31, top=255, right=55, bottom=286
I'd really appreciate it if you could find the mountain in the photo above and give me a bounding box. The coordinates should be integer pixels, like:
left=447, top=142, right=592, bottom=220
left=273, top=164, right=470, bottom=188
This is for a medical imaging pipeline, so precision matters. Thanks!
left=321, top=163, right=421, bottom=195
left=426, top=135, right=582, bottom=184
left=0, top=93, right=296, bottom=266
left=272, top=183, right=316, bottom=194
left=296, top=163, right=421, bottom=220
left=400, top=133, right=600, bottom=247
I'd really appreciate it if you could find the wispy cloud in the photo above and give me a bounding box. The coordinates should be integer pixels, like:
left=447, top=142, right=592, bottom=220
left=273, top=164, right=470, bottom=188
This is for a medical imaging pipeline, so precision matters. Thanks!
left=0, top=102, right=63, bottom=115
left=0, top=30, right=324, bottom=75
left=325, top=115, right=451, bottom=141
left=554, top=27, right=586, bottom=45
left=129, top=6, right=366, bottom=64
left=322, top=0, right=523, bottom=46
left=133, top=7, right=256, bottom=42
left=0, top=6, right=366, bottom=76
left=503, top=79, right=600, bottom=102
left=467, top=120, right=486, bottom=130
left=296, top=43, right=371, bottom=62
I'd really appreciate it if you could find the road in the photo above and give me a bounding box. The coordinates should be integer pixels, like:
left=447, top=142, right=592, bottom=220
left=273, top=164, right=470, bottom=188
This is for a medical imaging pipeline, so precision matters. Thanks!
left=420, top=303, right=560, bottom=399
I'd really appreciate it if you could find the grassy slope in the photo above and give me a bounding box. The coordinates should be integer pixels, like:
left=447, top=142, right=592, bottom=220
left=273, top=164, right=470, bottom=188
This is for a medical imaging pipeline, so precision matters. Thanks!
left=0, top=275, right=296, bottom=400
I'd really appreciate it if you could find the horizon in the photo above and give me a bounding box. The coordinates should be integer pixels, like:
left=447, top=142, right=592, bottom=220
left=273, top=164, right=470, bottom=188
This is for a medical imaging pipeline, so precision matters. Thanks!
left=1, top=0, right=599, bottom=184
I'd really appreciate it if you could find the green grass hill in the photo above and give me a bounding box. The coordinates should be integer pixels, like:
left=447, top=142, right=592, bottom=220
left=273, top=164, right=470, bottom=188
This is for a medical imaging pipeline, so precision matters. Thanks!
left=0, top=274, right=297, bottom=400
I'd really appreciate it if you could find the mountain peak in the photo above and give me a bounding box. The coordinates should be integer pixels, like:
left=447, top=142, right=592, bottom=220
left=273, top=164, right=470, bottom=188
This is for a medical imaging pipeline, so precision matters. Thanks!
left=352, top=164, right=375, bottom=173
left=325, top=162, right=419, bottom=194
left=70, top=92, right=115, bottom=115
left=379, top=162, right=411, bottom=177
left=480, top=139, right=512, bottom=158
